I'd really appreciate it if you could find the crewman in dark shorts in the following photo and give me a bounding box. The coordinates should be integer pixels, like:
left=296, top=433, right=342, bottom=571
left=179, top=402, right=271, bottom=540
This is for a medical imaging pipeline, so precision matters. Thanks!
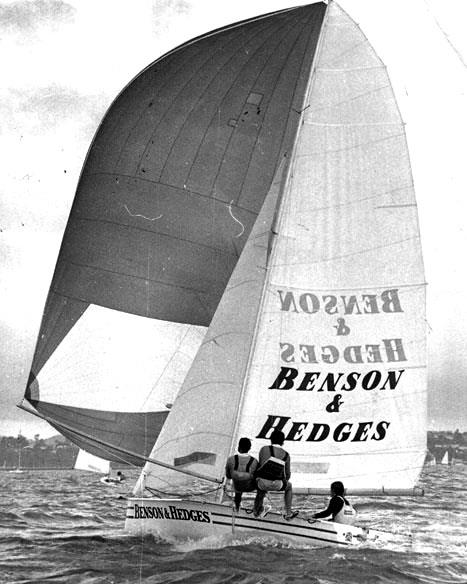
left=225, top=437, right=258, bottom=512
left=253, top=430, right=298, bottom=521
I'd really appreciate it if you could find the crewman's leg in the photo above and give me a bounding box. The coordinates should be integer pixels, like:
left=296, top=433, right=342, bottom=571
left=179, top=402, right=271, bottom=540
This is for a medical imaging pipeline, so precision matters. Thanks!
left=253, top=489, right=267, bottom=516
left=283, top=481, right=293, bottom=515
left=234, top=491, right=242, bottom=512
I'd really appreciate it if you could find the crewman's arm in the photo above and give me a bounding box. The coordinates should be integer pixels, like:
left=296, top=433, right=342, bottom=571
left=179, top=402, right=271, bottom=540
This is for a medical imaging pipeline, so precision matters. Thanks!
left=225, top=457, right=233, bottom=479
left=313, top=496, right=343, bottom=519
left=250, top=458, right=258, bottom=476
left=257, top=446, right=267, bottom=467
left=284, top=452, right=291, bottom=481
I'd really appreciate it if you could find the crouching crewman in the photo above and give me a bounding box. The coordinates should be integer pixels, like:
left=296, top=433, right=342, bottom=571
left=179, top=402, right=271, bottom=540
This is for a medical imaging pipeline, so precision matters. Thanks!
left=225, top=437, right=258, bottom=512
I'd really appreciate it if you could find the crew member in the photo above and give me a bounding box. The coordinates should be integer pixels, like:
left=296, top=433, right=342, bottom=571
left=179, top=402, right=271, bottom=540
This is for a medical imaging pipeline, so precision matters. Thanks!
left=312, top=481, right=356, bottom=524
left=225, top=437, right=258, bottom=512
left=116, top=471, right=126, bottom=482
left=253, top=430, right=298, bottom=520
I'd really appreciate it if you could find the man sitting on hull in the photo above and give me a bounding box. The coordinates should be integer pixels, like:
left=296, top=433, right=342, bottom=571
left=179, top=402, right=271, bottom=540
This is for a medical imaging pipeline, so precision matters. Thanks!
left=253, top=430, right=298, bottom=520
left=225, top=437, right=258, bottom=512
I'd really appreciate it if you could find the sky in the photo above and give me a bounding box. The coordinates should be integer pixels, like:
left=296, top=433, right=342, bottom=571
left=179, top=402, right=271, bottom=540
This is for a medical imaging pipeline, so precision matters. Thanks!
left=0, top=0, right=466, bottom=438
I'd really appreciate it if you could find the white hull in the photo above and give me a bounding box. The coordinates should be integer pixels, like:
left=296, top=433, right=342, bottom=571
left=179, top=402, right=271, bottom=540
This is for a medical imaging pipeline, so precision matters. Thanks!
left=125, top=498, right=390, bottom=548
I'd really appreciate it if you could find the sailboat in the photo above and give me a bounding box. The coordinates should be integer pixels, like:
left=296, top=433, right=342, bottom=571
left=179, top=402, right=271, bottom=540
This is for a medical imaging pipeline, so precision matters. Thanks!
left=74, top=449, right=128, bottom=486
left=124, top=1, right=426, bottom=546
left=74, top=449, right=110, bottom=475
left=8, top=448, right=24, bottom=474
left=21, top=0, right=427, bottom=547
left=440, top=449, right=453, bottom=465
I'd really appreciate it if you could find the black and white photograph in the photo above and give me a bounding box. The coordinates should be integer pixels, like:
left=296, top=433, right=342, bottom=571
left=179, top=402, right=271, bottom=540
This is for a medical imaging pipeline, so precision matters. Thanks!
left=1, top=1, right=466, bottom=582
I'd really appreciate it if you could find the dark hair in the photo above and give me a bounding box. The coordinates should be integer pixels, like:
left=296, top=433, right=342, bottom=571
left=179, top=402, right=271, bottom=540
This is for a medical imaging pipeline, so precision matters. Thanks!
left=331, top=481, right=345, bottom=496
left=270, top=430, right=285, bottom=445
left=238, top=437, right=251, bottom=453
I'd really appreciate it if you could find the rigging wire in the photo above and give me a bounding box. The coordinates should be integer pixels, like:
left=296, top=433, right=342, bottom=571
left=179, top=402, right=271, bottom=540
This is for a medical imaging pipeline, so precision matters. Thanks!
left=424, top=0, right=467, bottom=70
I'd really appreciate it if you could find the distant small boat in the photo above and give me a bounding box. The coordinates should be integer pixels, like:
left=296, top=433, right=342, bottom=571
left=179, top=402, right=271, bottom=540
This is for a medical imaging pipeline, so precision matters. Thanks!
left=424, top=451, right=436, bottom=467
left=8, top=448, right=24, bottom=474
left=74, top=449, right=110, bottom=474
left=440, top=449, right=453, bottom=465
left=74, top=449, right=127, bottom=486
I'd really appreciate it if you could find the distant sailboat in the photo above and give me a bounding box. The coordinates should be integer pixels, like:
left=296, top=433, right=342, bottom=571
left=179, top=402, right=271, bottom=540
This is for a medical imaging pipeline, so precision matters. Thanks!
left=440, top=449, right=453, bottom=465
left=424, top=451, right=436, bottom=467
left=8, top=448, right=24, bottom=474
left=74, top=449, right=110, bottom=474
left=74, top=449, right=129, bottom=487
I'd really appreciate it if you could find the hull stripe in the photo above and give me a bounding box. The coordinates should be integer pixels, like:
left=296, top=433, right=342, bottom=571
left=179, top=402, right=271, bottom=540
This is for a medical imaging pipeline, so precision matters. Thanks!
left=211, top=519, right=348, bottom=545
left=211, top=511, right=339, bottom=535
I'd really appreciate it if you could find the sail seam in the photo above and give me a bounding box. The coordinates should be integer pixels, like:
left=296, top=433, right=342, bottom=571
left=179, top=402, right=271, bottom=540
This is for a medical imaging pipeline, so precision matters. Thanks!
left=268, top=282, right=427, bottom=292
left=56, top=260, right=207, bottom=293
left=140, top=325, right=195, bottom=410
left=294, top=183, right=415, bottom=212
left=184, top=13, right=302, bottom=192
left=309, top=84, right=392, bottom=113
left=159, top=16, right=291, bottom=185
left=268, top=235, right=421, bottom=267
left=71, top=216, right=239, bottom=257
left=133, top=22, right=264, bottom=176
left=297, top=131, right=406, bottom=157
left=306, top=121, right=403, bottom=127
left=233, top=10, right=320, bottom=207
left=86, top=172, right=259, bottom=215
left=317, top=66, right=386, bottom=71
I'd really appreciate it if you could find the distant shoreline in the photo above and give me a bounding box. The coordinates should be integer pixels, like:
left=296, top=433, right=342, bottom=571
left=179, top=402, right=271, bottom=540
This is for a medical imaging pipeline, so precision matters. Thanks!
left=1, top=430, right=466, bottom=470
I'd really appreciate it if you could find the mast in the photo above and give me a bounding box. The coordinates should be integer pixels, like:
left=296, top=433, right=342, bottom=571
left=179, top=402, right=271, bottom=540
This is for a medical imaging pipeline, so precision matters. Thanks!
left=227, top=1, right=332, bottom=465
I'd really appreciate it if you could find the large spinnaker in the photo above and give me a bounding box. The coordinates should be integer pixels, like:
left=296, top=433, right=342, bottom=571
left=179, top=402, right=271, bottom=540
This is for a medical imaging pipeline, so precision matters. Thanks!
left=23, top=3, right=327, bottom=462
left=138, top=2, right=426, bottom=495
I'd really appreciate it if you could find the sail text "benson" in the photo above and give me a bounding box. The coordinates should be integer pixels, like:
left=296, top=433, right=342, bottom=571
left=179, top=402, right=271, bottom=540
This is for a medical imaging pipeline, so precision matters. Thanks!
left=269, top=367, right=404, bottom=392
left=277, top=288, right=403, bottom=315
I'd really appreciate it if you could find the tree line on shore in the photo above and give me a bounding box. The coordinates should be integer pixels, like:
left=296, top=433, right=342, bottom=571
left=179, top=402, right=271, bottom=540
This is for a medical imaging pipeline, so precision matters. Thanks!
left=0, top=433, right=78, bottom=470
left=0, top=429, right=465, bottom=470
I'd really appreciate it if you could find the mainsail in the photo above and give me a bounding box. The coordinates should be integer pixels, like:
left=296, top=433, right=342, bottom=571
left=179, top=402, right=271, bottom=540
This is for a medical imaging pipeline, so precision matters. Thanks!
left=22, top=3, right=327, bottom=462
left=139, top=1, right=426, bottom=495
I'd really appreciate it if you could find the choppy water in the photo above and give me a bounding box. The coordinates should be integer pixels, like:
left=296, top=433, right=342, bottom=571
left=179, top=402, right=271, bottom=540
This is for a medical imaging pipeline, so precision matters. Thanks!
left=0, top=465, right=466, bottom=583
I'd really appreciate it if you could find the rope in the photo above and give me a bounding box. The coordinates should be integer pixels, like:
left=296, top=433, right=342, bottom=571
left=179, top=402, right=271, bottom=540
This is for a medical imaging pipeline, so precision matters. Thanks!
left=143, top=484, right=224, bottom=499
